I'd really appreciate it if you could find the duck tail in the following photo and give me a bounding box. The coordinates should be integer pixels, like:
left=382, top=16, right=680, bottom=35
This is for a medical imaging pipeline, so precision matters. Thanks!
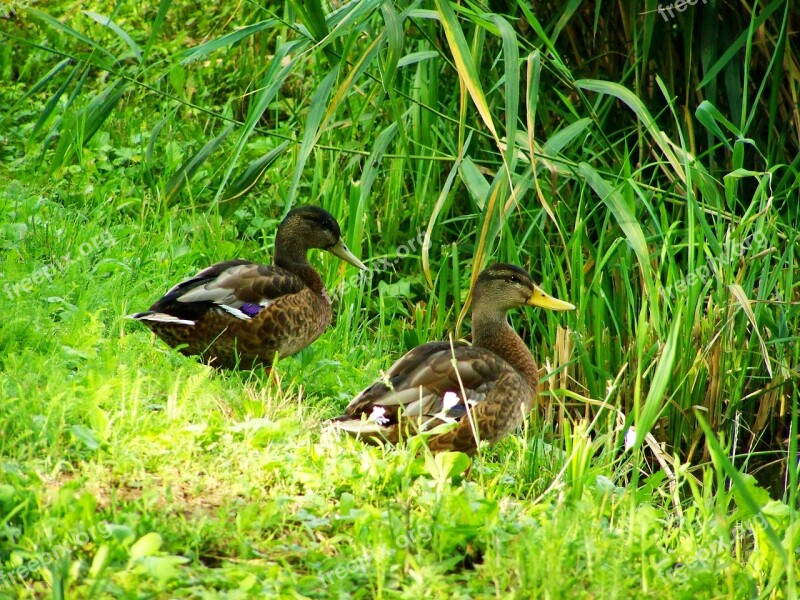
left=328, top=415, right=388, bottom=436
left=126, top=311, right=196, bottom=326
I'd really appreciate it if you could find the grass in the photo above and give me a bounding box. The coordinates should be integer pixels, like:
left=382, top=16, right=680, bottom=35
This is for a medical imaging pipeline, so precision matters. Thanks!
left=1, top=0, right=799, bottom=597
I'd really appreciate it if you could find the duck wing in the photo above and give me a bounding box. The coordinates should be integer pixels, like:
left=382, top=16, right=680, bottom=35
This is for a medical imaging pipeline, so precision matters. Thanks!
left=342, top=341, right=509, bottom=424
left=133, top=260, right=306, bottom=324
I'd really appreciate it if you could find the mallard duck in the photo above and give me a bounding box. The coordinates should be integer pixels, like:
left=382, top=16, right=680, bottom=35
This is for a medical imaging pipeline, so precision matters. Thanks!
left=128, top=206, right=366, bottom=369
left=331, top=263, right=574, bottom=454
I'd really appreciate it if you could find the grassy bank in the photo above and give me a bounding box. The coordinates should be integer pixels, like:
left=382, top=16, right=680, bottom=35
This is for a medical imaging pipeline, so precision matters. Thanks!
left=1, top=1, right=798, bottom=597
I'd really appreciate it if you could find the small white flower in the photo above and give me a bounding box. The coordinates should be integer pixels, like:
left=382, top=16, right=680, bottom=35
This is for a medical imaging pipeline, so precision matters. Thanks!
left=624, top=427, right=637, bottom=450
left=369, top=406, right=389, bottom=425
left=442, top=391, right=461, bottom=412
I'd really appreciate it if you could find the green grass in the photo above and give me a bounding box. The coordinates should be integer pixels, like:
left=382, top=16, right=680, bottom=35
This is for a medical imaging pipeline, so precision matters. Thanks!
left=1, top=0, right=799, bottom=597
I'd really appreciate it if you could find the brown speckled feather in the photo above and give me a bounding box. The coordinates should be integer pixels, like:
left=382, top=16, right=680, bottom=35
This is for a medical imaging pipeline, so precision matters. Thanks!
left=135, top=262, right=330, bottom=369
left=335, top=340, right=534, bottom=454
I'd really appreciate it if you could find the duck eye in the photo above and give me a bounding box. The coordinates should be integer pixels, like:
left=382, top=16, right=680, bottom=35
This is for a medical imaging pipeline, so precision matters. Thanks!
left=509, top=275, right=519, bottom=283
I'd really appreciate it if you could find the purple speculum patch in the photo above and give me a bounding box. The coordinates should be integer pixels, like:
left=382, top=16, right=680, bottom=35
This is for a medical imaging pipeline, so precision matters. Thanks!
left=240, top=303, right=263, bottom=317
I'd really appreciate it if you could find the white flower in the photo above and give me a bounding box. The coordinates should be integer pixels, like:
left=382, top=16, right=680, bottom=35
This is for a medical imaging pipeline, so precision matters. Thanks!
left=442, top=391, right=461, bottom=412
left=369, top=406, right=389, bottom=425
left=624, top=427, right=637, bottom=450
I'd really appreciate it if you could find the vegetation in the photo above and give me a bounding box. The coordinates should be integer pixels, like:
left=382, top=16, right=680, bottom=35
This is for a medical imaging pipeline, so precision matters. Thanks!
left=0, top=0, right=798, bottom=597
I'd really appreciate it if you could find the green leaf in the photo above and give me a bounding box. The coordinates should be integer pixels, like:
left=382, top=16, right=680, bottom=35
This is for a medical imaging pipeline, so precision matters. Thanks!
left=179, top=20, right=277, bottom=65
left=211, top=39, right=308, bottom=206
left=51, top=78, right=129, bottom=171
left=222, top=141, right=291, bottom=212
left=458, top=157, right=489, bottom=209
left=433, top=0, right=497, bottom=138
left=0, top=58, right=71, bottom=129
left=136, top=555, right=189, bottom=582
left=489, top=14, right=519, bottom=170
left=289, top=0, right=329, bottom=42
left=576, top=79, right=685, bottom=185
left=576, top=162, right=653, bottom=288
left=288, top=65, right=340, bottom=206
left=359, top=122, right=399, bottom=208
left=32, top=63, right=79, bottom=136
left=165, top=124, right=233, bottom=203
left=142, top=0, right=171, bottom=63
left=422, top=137, right=471, bottom=287
left=634, top=307, right=682, bottom=450
left=696, top=100, right=739, bottom=148
left=397, top=50, right=439, bottom=68
left=423, top=451, right=471, bottom=481
left=696, top=413, right=791, bottom=571
left=696, top=0, right=786, bottom=90
left=26, top=8, right=116, bottom=61
left=326, top=0, right=385, bottom=40
left=729, top=284, right=773, bottom=377
left=69, top=425, right=102, bottom=451
left=0, top=484, right=17, bottom=507
left=323, top=32, right=385, bottom=129
left=542, top=118, right=592, bottom=157
left=380, top=1, right=404, bottom=92
left=129, top=532, right=163, bottom=560
left=89, top=544, right=110, bottom=578
left=82, top=11, right=142, bottom=62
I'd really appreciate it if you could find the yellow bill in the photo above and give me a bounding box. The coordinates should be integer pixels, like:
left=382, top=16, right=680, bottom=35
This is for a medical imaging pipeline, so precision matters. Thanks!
left=528, top=285, right=575, bottom=311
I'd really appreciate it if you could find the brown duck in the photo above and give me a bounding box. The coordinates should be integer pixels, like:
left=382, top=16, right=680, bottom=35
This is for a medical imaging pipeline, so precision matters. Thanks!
left=332, top=263, right=574, bottom=454
left=128, top=206, right=366, bottom=369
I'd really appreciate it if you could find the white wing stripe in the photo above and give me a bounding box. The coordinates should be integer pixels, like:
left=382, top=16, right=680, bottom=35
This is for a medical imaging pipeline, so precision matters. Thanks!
left=218, top=304, right=252, bottom=320
left=128, top=313, right=196, bottom=326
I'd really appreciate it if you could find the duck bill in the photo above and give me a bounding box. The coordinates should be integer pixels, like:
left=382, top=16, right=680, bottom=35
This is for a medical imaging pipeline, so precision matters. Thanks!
left=528, top=285, right=575, bottom=311
left=329, top=239, right=367, bottom=270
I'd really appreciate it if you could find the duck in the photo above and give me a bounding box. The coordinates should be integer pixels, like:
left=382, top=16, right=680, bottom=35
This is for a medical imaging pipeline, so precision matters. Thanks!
left=331, top=263, right=574, bottom=454
left=128, top=205, right=367, bottom=369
